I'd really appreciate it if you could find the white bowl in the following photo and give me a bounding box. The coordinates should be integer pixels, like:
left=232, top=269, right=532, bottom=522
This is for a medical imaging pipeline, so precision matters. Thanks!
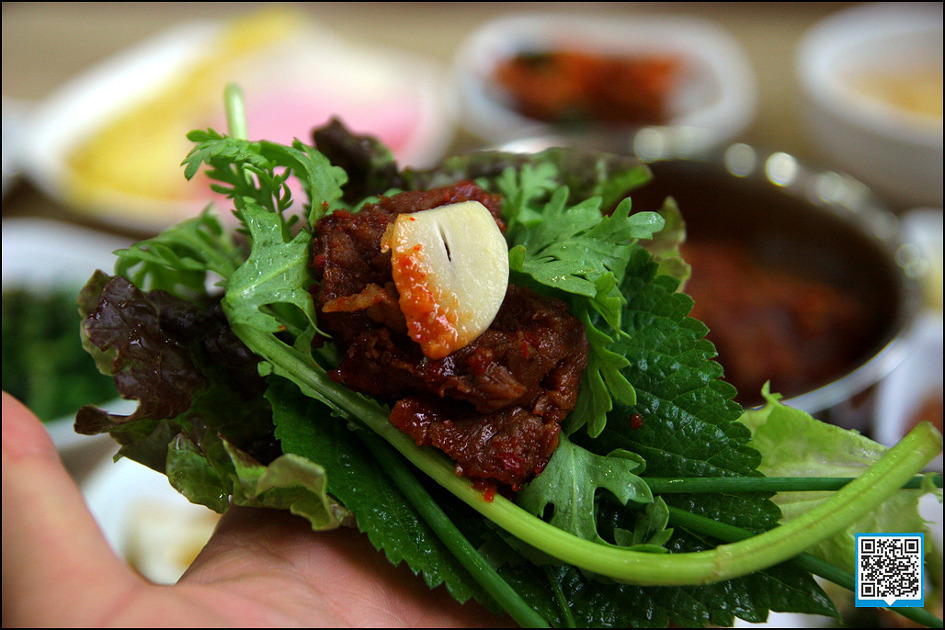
left=453, top=12, right=757, bottom=158
left=796, top=2, right=943, bottom=209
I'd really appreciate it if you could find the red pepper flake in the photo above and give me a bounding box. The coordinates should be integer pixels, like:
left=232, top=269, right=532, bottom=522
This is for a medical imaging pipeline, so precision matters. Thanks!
left=629, top=413, right=644, bottom=430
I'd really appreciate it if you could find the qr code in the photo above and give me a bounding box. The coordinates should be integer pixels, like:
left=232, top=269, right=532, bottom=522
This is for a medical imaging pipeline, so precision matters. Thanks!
left=856, top=534, right=924, bottom=607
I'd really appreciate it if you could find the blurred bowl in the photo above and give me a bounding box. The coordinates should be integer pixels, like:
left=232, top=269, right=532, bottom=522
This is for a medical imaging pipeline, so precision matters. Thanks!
left=875, top=313, right=943, bottom=471
left=504, top=138, right=922, bottom=429
left=874, top=207, right=943, bottom=470
left=630, top=145, right=923, bottom=429
left=796, top=2, right=943, bottom=209
left=454, top=12, right=757, bottom=159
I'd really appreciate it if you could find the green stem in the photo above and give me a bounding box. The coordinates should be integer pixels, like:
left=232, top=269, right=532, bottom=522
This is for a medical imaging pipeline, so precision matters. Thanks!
left=667, top=507, right=944, bottom=628
left=224, top=83, right=248, bottom=140
left=235, top=328, right=944, bottom=587
left=356, top=430, right=550, bottom=628
left=645, top=474, right=943, bottom=494
left=459, top=423, right=940, bottom=586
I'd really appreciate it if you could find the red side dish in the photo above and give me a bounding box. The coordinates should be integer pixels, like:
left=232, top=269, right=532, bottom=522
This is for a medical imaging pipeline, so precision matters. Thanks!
left=492, top=49, right=680, bottom=126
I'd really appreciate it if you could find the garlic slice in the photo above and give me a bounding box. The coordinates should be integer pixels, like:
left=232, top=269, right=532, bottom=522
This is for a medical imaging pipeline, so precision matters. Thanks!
left=381, top=200, right=509, bottom=359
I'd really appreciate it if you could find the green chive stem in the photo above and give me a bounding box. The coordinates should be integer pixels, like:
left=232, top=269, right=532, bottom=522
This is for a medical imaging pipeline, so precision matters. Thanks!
left=645, top=474, right=943, bottom=494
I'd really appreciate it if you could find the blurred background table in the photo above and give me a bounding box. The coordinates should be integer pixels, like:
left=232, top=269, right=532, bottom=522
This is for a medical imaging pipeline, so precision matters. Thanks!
left=2, top=1, right=862, bottom=239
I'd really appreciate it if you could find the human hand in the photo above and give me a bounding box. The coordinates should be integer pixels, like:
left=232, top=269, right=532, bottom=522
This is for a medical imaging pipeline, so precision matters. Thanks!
left=1, top=391, right=510, bottom=627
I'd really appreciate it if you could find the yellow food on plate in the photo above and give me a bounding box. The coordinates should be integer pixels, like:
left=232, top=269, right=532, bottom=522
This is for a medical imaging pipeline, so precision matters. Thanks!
left=64, top=9, right=299, bottom=211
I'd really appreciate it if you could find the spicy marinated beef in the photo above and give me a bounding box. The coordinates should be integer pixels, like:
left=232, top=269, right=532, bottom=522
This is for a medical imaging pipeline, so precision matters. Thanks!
left=311, top=182, right=589, bottom=489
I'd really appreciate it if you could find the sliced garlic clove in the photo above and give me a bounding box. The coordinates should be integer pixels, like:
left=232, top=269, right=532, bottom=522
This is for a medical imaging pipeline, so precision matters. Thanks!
left=381, top=200, right=509, bottom=359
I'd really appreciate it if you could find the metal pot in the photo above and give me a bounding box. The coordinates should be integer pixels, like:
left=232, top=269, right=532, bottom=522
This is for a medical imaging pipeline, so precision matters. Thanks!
left=628, top=144, right=923, bottom=432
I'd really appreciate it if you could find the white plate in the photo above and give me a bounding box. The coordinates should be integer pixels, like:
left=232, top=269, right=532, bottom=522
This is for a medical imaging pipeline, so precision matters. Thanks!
left=19, top=8, right=455, bottom=233
left=2, top=217, right=134, bottom=452
left=452, top=12, right=757, bottom=157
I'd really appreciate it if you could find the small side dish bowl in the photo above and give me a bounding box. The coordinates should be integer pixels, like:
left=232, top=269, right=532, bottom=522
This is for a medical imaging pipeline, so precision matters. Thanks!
left=796, top=2, right=944, bottom=209
left=453, top=12, right=757, bottom=158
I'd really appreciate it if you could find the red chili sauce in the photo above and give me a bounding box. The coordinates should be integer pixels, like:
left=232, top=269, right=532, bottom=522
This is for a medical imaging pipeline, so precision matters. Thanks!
left=681, top=240, right=877, bottom=407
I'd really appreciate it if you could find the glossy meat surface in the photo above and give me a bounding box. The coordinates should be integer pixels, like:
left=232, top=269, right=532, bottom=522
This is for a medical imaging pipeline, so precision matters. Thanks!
left=311, top=183, right=588, bottom=488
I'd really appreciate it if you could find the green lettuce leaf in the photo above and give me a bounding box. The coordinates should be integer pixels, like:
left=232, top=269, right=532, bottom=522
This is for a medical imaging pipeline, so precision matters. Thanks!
left=493, top=155, right=664, bottom=438
left=222, top=204, right=319, bottom=337
left=508, top=193, right=663, bottom=309
left=567, top=298, right=637, bottom=437
left=641, top=196, right=691, bottom=287
left=576, top=246, right=782, bottom=535
left=183, top=128, right=347, bottom=223
left=166, top=429, right=347, bottom=529
left=739, top=386, right=942, bottom=572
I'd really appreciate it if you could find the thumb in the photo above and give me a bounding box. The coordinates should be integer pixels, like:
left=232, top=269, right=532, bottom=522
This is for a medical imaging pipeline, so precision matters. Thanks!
left=2, top=391, right=142, bottom=626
